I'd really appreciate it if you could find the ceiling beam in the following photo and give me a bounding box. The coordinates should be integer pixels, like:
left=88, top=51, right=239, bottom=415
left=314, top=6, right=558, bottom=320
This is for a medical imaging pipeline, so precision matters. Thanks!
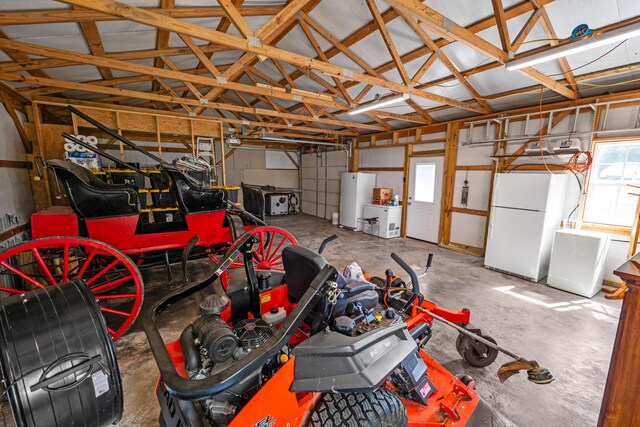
left=366, top=0, right=410, bottom=85
left=394, top=8, right=491, bottom=111
left=0, top=29, right=49, bottom=79
left=218, top=0, right=267, bottom=62
left=58, top=0, right=488, bottom=114
left=511, top=9, right=542, bottom=53
left=193, top=0, right=315, bottom=111
left=300, top=12, right=380, bottom=77
left=2, top=74, right=361, bottom=135
left=178, top=34, right=222, bottom=78
left=152, top=0, right=175, bottom=92
left=385, top=0, right=577, bottom=100
left=0, top=44, right=232, bottom=74
left=74, top=9, right=113, bottom=80
left=534, top=2, right=579, bottom=93
left=0, top=38, right=350, bottom=110
left=280, top=0, right=555, bottom=115
left=491, top=0, right=511, bottom=52
left=411, top=53, right=437, bottom=85
left=297, top=17, right=353, bottom=103
left=0, top=6, right=283, bottom=25
left=5, top=74, right=381, bottom=131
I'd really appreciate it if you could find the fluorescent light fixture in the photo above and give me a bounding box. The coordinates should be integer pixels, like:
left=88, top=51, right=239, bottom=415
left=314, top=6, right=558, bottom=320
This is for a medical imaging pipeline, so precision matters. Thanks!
left=506, top=22, right=640, bottom=71
left=348, top=93, right=409, bottom=115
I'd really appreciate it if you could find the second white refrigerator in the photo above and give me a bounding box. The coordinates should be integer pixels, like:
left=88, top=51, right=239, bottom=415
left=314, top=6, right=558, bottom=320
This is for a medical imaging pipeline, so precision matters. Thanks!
left=484, top=173, right=568, bottom=282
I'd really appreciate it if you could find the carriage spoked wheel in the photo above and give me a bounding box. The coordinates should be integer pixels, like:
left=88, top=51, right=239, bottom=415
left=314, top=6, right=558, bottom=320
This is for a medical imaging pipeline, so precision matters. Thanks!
left=208, top=226, right=298, bottom=271
left=0, top=237, right=143, bottom=341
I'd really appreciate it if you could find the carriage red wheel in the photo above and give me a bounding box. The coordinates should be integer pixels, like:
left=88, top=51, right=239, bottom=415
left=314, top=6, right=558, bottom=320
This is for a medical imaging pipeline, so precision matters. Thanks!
left=0, top=237, right=143, bottom=341
left=207, top=226, right=297, bottom=271
left=247, top=226, right=297, bottom=270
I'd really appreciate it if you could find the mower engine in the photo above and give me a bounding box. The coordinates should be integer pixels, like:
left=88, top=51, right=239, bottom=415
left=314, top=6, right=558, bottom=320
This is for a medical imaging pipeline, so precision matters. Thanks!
left=179, top=294, right=277, bottom=425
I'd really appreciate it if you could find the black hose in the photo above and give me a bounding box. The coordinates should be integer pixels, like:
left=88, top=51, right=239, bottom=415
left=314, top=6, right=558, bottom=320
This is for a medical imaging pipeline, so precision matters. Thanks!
left=180, top=325, right=200, bottom=377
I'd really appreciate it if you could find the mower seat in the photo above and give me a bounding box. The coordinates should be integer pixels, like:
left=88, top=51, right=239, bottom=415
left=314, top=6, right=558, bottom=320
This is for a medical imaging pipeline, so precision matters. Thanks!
left=282, top=246, right=379, bottom=330
left=162, top=166, right=227, bottom=214
left=47, top=160, right=139, bottom=219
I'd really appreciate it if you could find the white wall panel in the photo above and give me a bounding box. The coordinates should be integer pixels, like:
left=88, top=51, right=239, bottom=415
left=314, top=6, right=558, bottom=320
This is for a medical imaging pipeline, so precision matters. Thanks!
left=0, top=105, right=34, bottom=243
left=359, top=146, right=404, bottom=168
left=451, top=213, right=486, bottom=248
left=452, top=171, right=492, bottom=211
left=374, top=171, right=403, bottom=200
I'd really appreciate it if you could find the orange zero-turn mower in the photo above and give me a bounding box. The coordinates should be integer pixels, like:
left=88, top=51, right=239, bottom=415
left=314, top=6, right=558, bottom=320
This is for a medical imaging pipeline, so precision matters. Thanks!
left=145, top=234, right=552, bottom=427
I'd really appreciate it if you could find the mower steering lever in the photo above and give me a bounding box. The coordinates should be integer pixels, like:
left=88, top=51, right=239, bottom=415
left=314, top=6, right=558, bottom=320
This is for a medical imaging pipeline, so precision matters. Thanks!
left=390, top=253, right=421, bottom=296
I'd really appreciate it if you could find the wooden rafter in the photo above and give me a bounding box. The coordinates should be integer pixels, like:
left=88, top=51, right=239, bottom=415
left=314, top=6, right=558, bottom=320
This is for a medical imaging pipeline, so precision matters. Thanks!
left=218, top=0, right=267, bottom=62
left=411, top=53, right=437, bottom=85
left=511, top=9, right=542, bottom=53
left=394, top=8, right=492, bottom=111
left=0, top=29, right=49, bottom=79
left=300, top=13, right=380, bottom=77
left=178, top=34, right=222, bottom=78
left=0, top=38, right=350, bottom=110
left=297, top=17, right=353, bottom=103
left=58, top=0, right=487, bottom=114
left=385, top=0, right=577, bottom=100
left=491, top=0, right=511, bottom=52
left=74, top=8, right=113, bottom=80
left=152, top=0, right=175, bottom=92
left=1, top=73, right=385, bottom=134
left=0, top=91, right=32, bottom=152
left=533, top=2, right=579, bottom=93
left=1, top=0, right=637, bottom=133
left=405, top=98, right=434, bottom=123
left=366, top=0, right=410, bottom=85
left=0, top=6, right=284, bottom=25
left=192, top=0, right=315, bottom=110
left=159, top=55, right=204, bottom=100
left=280, top=0, right=554, bottom=120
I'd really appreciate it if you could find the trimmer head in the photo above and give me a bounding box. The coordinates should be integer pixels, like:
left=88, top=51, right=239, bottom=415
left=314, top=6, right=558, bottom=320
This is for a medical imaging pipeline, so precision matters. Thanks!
left=497, top=358, right=554, bottom=384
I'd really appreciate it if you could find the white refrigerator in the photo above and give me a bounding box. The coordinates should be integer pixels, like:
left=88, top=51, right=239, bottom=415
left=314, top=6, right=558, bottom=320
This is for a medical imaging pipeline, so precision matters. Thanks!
left=340, top=172, right=376, bottom=231
left=485, top=173, right=568, bottom=282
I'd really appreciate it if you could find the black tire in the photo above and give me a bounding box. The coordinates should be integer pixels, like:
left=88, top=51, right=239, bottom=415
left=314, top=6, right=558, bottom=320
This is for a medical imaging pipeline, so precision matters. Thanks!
left=458, top=334, right=499, bottom=368
left=309, top=388, right=408, bottom=427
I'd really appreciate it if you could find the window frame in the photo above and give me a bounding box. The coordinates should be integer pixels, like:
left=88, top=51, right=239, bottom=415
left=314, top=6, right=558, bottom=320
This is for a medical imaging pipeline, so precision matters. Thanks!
left=582, top=140, right=640, bottom=229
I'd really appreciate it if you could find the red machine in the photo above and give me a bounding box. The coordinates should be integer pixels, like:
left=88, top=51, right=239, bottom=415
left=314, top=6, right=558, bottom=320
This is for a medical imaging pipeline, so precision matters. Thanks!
left=145, top=233, right=546, bottom=427
left=0, top=108, right=297, bottom=340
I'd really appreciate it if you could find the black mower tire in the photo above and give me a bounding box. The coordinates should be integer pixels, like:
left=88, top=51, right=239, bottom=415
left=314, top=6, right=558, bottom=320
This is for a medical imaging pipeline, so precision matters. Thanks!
left=309, top=388, right=408, bottom=427
left=458, top=334, right=499, bottom=368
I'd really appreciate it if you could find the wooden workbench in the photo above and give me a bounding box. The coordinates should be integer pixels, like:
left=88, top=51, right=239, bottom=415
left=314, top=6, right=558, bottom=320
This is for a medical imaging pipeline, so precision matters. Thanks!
left=598, top=254, right=640, bottom=425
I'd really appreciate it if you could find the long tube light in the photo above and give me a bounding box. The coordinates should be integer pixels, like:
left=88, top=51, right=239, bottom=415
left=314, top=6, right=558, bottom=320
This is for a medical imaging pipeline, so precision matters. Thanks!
left=506, top=22, right=640, bottom=71
left=348, top=93, right=409, bottom=115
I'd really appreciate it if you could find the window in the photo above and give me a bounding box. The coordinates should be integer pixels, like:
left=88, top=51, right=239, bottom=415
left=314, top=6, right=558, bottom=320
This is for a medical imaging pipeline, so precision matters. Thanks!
left=414, top=163, right=436, bottom=203
left=583, top=141, right=640, bottom=227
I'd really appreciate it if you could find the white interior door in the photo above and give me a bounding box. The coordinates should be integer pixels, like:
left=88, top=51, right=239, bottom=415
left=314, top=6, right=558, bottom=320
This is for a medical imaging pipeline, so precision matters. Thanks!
left=406, top=157, right=444, bottom=243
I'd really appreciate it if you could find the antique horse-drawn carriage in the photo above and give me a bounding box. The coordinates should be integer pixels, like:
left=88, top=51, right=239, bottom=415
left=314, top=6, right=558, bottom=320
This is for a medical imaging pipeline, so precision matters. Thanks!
left=0, top=107, right=297, bottom=340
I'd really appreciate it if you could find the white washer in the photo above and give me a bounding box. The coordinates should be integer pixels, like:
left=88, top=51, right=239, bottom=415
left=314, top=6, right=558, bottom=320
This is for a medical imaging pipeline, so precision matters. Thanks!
left=547, top=229, right=611, bottom=298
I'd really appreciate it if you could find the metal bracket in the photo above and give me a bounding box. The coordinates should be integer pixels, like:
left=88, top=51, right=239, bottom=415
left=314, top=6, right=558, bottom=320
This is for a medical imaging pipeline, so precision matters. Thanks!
left=247, top=36, right=262, bottom=48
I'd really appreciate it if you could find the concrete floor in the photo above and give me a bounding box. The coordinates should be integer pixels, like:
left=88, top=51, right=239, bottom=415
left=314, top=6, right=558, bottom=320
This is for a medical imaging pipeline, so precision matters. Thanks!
left=1, top=214, right=622, bottom=426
